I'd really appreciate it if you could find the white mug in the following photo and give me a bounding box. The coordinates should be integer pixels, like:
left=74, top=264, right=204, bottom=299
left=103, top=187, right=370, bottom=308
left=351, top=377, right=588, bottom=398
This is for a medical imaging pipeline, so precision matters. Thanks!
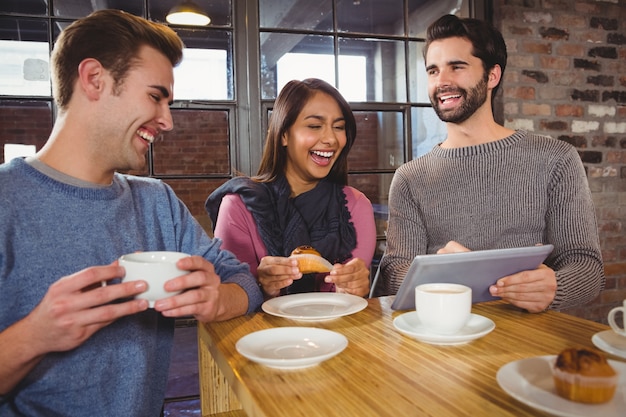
left=415, top=283, right=472, bottom=335
left=119, top=251, right=190, bottom=307
left=608, top=300, right=626, bottom=337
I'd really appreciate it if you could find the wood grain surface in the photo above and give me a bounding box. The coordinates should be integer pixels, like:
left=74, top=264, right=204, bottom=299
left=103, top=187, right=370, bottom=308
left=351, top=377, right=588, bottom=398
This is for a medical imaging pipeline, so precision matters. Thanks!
left=199, top=297, right=612, bottom=417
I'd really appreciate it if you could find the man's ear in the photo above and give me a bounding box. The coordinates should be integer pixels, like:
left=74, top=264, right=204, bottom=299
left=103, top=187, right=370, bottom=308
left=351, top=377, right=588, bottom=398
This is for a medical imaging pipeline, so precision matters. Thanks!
left=77, top=58, right=106, bottom=101
left=488, top=64, right=502, bottom=89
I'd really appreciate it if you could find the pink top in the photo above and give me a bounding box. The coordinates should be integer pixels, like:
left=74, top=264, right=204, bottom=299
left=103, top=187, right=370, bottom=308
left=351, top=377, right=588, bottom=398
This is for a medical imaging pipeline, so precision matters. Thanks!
left=214, top=186, right=377, bottom=279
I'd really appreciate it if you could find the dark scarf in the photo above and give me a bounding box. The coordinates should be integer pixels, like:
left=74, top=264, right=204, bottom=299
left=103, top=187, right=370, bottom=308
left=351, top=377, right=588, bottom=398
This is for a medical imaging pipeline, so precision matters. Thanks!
left=205, top=175, right=357, bottom=294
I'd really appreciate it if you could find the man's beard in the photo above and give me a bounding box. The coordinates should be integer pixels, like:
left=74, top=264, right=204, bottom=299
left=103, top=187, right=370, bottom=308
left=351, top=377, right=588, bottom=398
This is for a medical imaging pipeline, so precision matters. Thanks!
left=431, top=75, right=489, bottom=124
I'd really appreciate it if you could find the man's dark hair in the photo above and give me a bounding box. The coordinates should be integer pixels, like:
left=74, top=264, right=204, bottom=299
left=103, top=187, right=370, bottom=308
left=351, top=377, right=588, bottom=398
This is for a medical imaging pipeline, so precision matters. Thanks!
left=424, top=14, right=508, bottom=99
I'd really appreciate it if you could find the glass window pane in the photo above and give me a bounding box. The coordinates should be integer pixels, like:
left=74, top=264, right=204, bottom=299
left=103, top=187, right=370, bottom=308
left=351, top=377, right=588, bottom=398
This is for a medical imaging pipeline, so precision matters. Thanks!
left=407, top=0, right=464, bottom=38
left=260, top=0, right=333, bottom=31
left=339, top=38, right=406, bottom=102
left=408, top=40, right=429, bottom=103
left=1, top=0, right=47, bottom=15
left=261, top=33, right=334, bottom=100
left=348, top=172, right=394, bottom=206
left=337, top=55, right=367, bottom=102
left=274, top=52, right=365, bottom=100
left=149, top=0, right=232, bottom=27
left=0, top=18, right=50, bottom=97
left=0, top=40, right=50, bottom=96
left=337, top=0, right=404, bottom=36
left=175, top=29, right=233, bottom=100
left=0, top=17, right=48, bottom=42
left=53, top=0, right=144, bottom=18
left=349, top=111, right=405, bottom=171
left=52, top=19, right=72, bottom=42
left=153, top=109, right=230, bottom=176
left=276, top=53, right=337, bottom=93
left=411, top=106, right=446, bottom=158
left=0, top=100, right=52, bottom=164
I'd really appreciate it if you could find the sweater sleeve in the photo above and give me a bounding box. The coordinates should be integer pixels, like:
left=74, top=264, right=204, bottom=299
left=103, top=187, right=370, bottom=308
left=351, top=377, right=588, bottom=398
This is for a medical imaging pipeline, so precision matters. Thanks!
left=545, top=147, right=605, bottom=310
left=379, top=165, right=429, bottom=295
left=343, top=186, right=376, bottom=268
left=213, top=194, right=267, bottom=279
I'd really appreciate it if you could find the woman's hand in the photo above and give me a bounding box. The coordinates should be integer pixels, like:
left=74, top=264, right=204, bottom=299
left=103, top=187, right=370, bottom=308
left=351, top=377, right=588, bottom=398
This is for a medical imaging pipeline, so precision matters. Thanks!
left=256, top=256, right=302, bottom=298
left=326, top=258, right=370, bottom=297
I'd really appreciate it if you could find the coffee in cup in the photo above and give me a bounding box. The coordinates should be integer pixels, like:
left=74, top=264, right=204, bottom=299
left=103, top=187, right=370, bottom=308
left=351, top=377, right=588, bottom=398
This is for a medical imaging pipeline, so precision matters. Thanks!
left=608, top=300, right=626, bottom=337
left=415, top=283, right=472, bottom=335
left=119, top=251, right=190, bottom=307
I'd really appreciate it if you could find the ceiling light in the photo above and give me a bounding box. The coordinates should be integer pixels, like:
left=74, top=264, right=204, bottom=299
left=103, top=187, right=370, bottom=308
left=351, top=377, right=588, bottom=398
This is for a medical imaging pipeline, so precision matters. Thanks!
left=166, top=1, right=211, bottom=26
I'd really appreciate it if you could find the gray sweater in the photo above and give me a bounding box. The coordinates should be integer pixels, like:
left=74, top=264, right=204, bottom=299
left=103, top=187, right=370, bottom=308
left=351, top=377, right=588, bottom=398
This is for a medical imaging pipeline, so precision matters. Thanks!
left=380, top=130, right=604, bottom=310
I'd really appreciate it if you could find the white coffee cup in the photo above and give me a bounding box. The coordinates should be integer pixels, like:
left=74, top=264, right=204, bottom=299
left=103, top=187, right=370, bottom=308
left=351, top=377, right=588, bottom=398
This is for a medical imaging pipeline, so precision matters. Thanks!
left=119, top=251, right=190, bottom=307
left=608, top=300, right=626, bottom=337
left=415, top=283, right=472, bottom=335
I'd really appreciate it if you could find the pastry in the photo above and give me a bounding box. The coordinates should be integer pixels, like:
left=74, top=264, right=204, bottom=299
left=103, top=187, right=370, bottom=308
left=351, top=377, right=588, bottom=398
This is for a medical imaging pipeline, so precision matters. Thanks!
left=290, top=246, right=333, bottom=273
left=552, top=347, right=618, bottom=404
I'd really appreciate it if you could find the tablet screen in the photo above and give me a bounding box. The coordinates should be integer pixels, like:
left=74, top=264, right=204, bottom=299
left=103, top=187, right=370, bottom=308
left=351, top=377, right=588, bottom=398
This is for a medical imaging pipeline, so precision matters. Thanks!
left=390, top=245, right=554, bottom=311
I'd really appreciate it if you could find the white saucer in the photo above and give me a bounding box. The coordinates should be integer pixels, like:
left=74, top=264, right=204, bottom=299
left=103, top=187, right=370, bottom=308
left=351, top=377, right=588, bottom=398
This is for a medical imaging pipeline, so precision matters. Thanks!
left=497, top=355, right=626, bottom=417
left=235, top=327, right=348, bottom=370
left=592, top=330, right=626, bottom=360
left=392, top=312, right=495, bottom=345
left=262, top=292, right=368, bottom=321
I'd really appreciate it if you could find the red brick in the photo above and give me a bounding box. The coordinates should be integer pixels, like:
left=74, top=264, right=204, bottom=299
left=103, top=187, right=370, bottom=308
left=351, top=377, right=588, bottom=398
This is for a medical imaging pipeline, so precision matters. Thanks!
left=539, top=55, right=570, bottom=70
left=504, top=86, right=536, bottom=100
left=522, top=42, right=552, bottom=54
left=555, top=43, right=585, bottom=57
left=521, top=102, right=551, bottom=116
left=555, top=104, right=584, bottom=117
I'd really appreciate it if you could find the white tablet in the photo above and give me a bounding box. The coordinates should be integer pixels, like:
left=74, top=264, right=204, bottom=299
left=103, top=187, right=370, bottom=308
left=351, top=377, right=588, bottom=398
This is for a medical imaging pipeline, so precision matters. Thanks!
left=390, top=245, right=554, bottom=311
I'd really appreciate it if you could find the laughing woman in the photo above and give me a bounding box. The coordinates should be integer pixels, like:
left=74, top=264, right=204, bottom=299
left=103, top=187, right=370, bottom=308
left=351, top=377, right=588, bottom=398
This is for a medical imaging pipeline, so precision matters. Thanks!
left=206, top=78, right=375, bottom=300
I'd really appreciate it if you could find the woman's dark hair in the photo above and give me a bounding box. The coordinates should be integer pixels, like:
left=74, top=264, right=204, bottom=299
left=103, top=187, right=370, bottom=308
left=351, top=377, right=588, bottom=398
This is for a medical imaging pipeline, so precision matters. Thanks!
left=255, top=78, right=357, bottom=185
left=423, top=14, right=508, bottom=99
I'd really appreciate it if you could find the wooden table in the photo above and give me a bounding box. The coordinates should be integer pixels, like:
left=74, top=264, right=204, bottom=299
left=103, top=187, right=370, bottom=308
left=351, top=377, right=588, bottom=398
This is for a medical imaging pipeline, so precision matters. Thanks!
left=197, top=297, right=612, bottom=417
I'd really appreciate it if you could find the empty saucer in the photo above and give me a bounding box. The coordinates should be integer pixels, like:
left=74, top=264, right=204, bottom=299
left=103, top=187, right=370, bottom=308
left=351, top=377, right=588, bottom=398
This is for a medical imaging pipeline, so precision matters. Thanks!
left=393, top=312, right=495, bottom=345
left=236, top=327, right=348, bottom=369
left=592, top=330, right=626, bottom=360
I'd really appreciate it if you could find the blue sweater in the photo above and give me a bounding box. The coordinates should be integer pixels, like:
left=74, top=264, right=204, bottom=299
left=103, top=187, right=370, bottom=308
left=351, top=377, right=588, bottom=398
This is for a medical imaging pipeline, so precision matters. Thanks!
left=0, top=158, right=263, bottom=416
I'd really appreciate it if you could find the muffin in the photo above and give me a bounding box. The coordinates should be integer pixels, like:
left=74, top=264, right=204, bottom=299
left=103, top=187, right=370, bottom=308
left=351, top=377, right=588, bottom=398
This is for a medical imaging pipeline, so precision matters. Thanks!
left=553, top=347, right=618, bottom=404
left=290, top=246, right=333, bottom=273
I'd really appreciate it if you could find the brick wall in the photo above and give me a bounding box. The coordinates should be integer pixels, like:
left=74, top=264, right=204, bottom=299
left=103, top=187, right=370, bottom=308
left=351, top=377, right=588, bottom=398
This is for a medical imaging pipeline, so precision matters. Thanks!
left=0, top=103, right=51, bottom=159
left=154, top=110, right=231, bottom=176
left=493, top=0, right=626, bottom=323
left=163, top=178, right=226, bottom=235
